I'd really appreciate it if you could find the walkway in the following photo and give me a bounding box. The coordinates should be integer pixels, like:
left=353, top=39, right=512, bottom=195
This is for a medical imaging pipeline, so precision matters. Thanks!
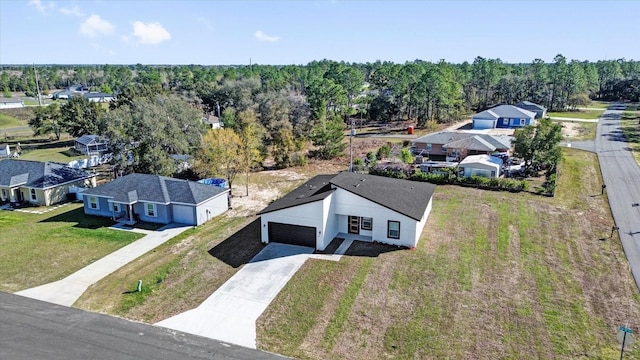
left=16, top=223, right=192, bottom=306
left=156, top=241, right=352, bottom=349
left=594, top=108, right=640, bottom=290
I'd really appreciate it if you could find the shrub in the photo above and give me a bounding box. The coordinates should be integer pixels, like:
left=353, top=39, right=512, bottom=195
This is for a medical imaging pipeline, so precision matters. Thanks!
left=376, top=144, right=391, bottom=160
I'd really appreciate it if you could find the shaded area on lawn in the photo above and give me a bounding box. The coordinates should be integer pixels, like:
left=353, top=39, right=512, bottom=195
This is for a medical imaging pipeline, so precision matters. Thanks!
left=344, top=240, right=405, bottom=257
left=208, top=218, right=265, bottom=268
left=39, top=207, right=115, bottom=229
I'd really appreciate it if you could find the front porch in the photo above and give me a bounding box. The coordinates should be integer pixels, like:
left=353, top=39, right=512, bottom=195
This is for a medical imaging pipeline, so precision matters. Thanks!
left=336, top=232, right=373, bottom=243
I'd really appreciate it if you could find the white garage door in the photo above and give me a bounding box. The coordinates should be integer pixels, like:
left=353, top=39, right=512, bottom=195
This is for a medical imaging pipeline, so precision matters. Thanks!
left=173, top=204, right=195, bottom=225
left=473, top=119, right=495, bottom=130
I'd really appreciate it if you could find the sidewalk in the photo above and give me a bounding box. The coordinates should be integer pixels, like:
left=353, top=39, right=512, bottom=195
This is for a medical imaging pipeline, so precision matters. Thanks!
left=16, top=223, right=192, bottom=307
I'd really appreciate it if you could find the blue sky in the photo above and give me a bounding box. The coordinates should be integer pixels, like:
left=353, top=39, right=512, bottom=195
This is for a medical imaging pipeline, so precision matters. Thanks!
left=1, top=0, right=639, bottom=65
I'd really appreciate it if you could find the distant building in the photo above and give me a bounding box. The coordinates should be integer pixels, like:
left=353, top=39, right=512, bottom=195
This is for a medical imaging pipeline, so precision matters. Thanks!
left=0, top=98, right=24, bottom=109
left=458, top=154, right=503, bottom=178
left=515, top=101, right=547, bottom=119
left=472, top=105, right=537, bottom=130
left=83, top=92, right=116, bottom=103
left=203, top=114, right=222, bottom=129
left=74, top=135, right=109, bottom=156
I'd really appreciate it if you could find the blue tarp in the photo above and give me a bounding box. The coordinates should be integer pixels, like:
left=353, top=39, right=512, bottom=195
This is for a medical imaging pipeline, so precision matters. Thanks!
left=198, top=178, right=228, bottom=188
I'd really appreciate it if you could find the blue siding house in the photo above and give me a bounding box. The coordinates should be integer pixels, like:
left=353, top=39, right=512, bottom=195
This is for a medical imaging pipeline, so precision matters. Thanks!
left=82, top=173, right=229, bottom=226
left=472, top=105, right=537, bottom=130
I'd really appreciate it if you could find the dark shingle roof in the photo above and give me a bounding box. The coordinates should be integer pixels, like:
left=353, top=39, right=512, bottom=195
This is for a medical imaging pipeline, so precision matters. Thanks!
left=330, top=172, right=436, bottom=221
left=81, top=173, right=228, bottom=205
left=516, top=101, right=546, bottom=110
left=258, top=172, right=437, bottom=221
left=0, top=159, right=94, bottom=189
left=257, top=175, right=335, bottom=215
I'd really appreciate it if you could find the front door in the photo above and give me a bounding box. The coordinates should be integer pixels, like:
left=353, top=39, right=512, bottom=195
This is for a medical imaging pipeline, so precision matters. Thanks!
left=13, top=188, right=22, bottom=203
left=348, top=216, right=360, bottom=234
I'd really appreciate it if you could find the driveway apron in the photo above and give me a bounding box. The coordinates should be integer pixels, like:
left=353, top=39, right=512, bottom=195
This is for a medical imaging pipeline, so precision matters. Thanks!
left=156, top=243, right=314, bottom=349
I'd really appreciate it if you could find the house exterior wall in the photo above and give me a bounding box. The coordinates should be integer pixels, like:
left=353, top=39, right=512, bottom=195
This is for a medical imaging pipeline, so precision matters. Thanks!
left=134, top=202, right=171, bottom=224
left=194, top=191, right=229, bottom=225
left=320, top=194, right=338, bottom=251
left=461, top=162, right=501, bottom=178
left=333, top=188, right=422, bottom=248
left=42, top=178, right=94, bottom=206
left=495, top=117, right=532, bottom=128
left=413, top=142, right=446, bottom=156
left=83, top=195, right=114, bottom=217
left=260, top=201, right=325, bottom=248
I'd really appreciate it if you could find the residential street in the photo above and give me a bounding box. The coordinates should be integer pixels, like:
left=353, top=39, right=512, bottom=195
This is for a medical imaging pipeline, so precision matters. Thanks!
left=0, top=292, right=285, bottom=360
left=595, top=108, right=640, bottom=290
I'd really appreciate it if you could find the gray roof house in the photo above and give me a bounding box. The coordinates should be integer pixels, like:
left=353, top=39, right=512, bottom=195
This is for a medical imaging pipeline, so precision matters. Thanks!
left=412, top=131, right=512, bottom=161
left=258, top=172, right=437, bottom=250
left=82, top=173, right=230, bottom=226
left=0, top=159, right=96, bottom=206
left=203, top=114, right=222, bottom=129
left=83, top=92, right=115, bottom=103
left=472, top=105, right=537, bottom=130
left=515, top=101, right=547, bottom=118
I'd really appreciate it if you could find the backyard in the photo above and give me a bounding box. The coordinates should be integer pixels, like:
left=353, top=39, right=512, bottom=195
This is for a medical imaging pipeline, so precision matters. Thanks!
left=256, top=149, right=640, bottom=359
left=0, top=203, right=142, bottom=292
left=547, top=109, right=604, bottom=120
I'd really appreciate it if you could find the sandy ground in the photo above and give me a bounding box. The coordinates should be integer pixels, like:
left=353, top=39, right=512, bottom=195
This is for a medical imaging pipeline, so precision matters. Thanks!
left=559, top=122, right=582, bottom=138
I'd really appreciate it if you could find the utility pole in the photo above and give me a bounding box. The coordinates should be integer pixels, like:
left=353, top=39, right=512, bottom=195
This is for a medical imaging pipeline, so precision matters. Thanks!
left=33, top=64, right=42, bottom=106
left=349, top=120, right=355, bottom=172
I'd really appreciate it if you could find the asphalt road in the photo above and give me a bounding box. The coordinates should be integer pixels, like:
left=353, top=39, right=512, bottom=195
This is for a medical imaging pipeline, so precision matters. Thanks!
left=595, top=108, right=640, bottom=290
left=0, top=292, right=286, bottom=360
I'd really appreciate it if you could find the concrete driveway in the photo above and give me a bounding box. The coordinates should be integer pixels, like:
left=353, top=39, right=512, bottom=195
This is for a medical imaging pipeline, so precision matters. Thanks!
left=16, top=223, right=192, bottom=306
left=156, top=243, right=318, bottom=349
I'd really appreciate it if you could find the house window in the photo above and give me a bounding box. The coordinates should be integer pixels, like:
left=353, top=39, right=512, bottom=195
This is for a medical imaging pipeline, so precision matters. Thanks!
left=89, top=196, right=99, bottom=209
left=113, top=203, right=119, bottom=212
left=30, top=189, right=36, bottom=201
left=146, top=203, right=156, bottom=217
left=520, top=119, right=526, bottom=126
left=425, top=143, right=432, bottom=152
left=388, top=220, right=400, bottom=239
left=361, top=217, right=373, bottom=231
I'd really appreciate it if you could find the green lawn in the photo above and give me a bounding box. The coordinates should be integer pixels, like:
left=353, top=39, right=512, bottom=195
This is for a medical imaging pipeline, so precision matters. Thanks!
left=587, top=101, right=611, bottom=109
left=19, top=145, right=85, bottom=163
left=0, top=204, right=142, bottom=292
left=547, top=109, right=604, bottom=120
left=256, top=149, right=640, bottom=359
left=0, top=113, right=22, bottom=129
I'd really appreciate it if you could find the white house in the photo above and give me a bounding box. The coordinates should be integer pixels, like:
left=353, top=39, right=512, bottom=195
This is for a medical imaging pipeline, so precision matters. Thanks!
left=458, top=154, right=503, bottom=178
left=0, top=98, right=25, bottom=109
left=472, top=105, right=537, bottom=130
left=258, top=172, right=437, bottom=250
left=0, top=143, right=11, bottom=157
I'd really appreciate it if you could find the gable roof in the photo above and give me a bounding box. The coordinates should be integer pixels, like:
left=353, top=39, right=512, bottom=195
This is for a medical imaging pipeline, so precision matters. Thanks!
left=258, top=172, right=437, bottom=221
left=330, top=172, right=436, bottom=221
left=257, top=174, right=335, bottom=215
left=473, top=105, right=536, bottom=120
left=413, top=131, right=511, bottom=150
left=0, top=159, right=94, bottom=189
left=81, top=173, right=228, bottom=205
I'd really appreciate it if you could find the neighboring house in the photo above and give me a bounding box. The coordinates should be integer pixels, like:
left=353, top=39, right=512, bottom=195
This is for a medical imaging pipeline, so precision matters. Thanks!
left=82, top=173, right=230, bottom=226
left=472, top=105, right=537, bottom=130
left=258, top=172, right=437, bottom=250
left=458, top=154, right=503, bottom=178
left=516, top=101, right=547, bottom=119
left=0, top=98, right=25, bottom=109
left=203, top=114, right=222, bottom=129
left=52, top=89, right=82, bottom=100
left=0, top=144, right=11, bottom=157
left=83, top=92, right=115, bottom=103
left=412, top=131, right=511, bottom=161
left=0, top=159, right=96, bottom=206
left=74, top=135, right=109, bottom=156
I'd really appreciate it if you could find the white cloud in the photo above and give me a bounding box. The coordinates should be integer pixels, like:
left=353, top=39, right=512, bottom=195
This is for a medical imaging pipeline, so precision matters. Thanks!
left=59, top=5, right=84, bottom=17
left=28, top=0, right=54, bottom=13
left=132, top=21, right=171, bottom=44
left=79, top=14, right=114, bottom=37
left=254, top=30, right=280, bottom=42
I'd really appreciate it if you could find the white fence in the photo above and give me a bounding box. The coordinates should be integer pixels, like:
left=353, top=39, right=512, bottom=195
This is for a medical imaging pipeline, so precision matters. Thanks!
left=68, top=153, right=112, bottom=169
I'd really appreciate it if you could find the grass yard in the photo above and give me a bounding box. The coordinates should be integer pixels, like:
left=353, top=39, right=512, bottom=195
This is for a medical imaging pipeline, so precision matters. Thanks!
left=256, top=148, right=640, bottom=359
left=75, top=215, right=263, bottom=321
left=547, top=109, right=604, bottom=120
left=0, top=204, right=142, bottom=292
left=19, top=145, right=85, bottom=163
left=0, top=113, right=22, bottom=128
left=588, top=101, right=611, bottom=109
